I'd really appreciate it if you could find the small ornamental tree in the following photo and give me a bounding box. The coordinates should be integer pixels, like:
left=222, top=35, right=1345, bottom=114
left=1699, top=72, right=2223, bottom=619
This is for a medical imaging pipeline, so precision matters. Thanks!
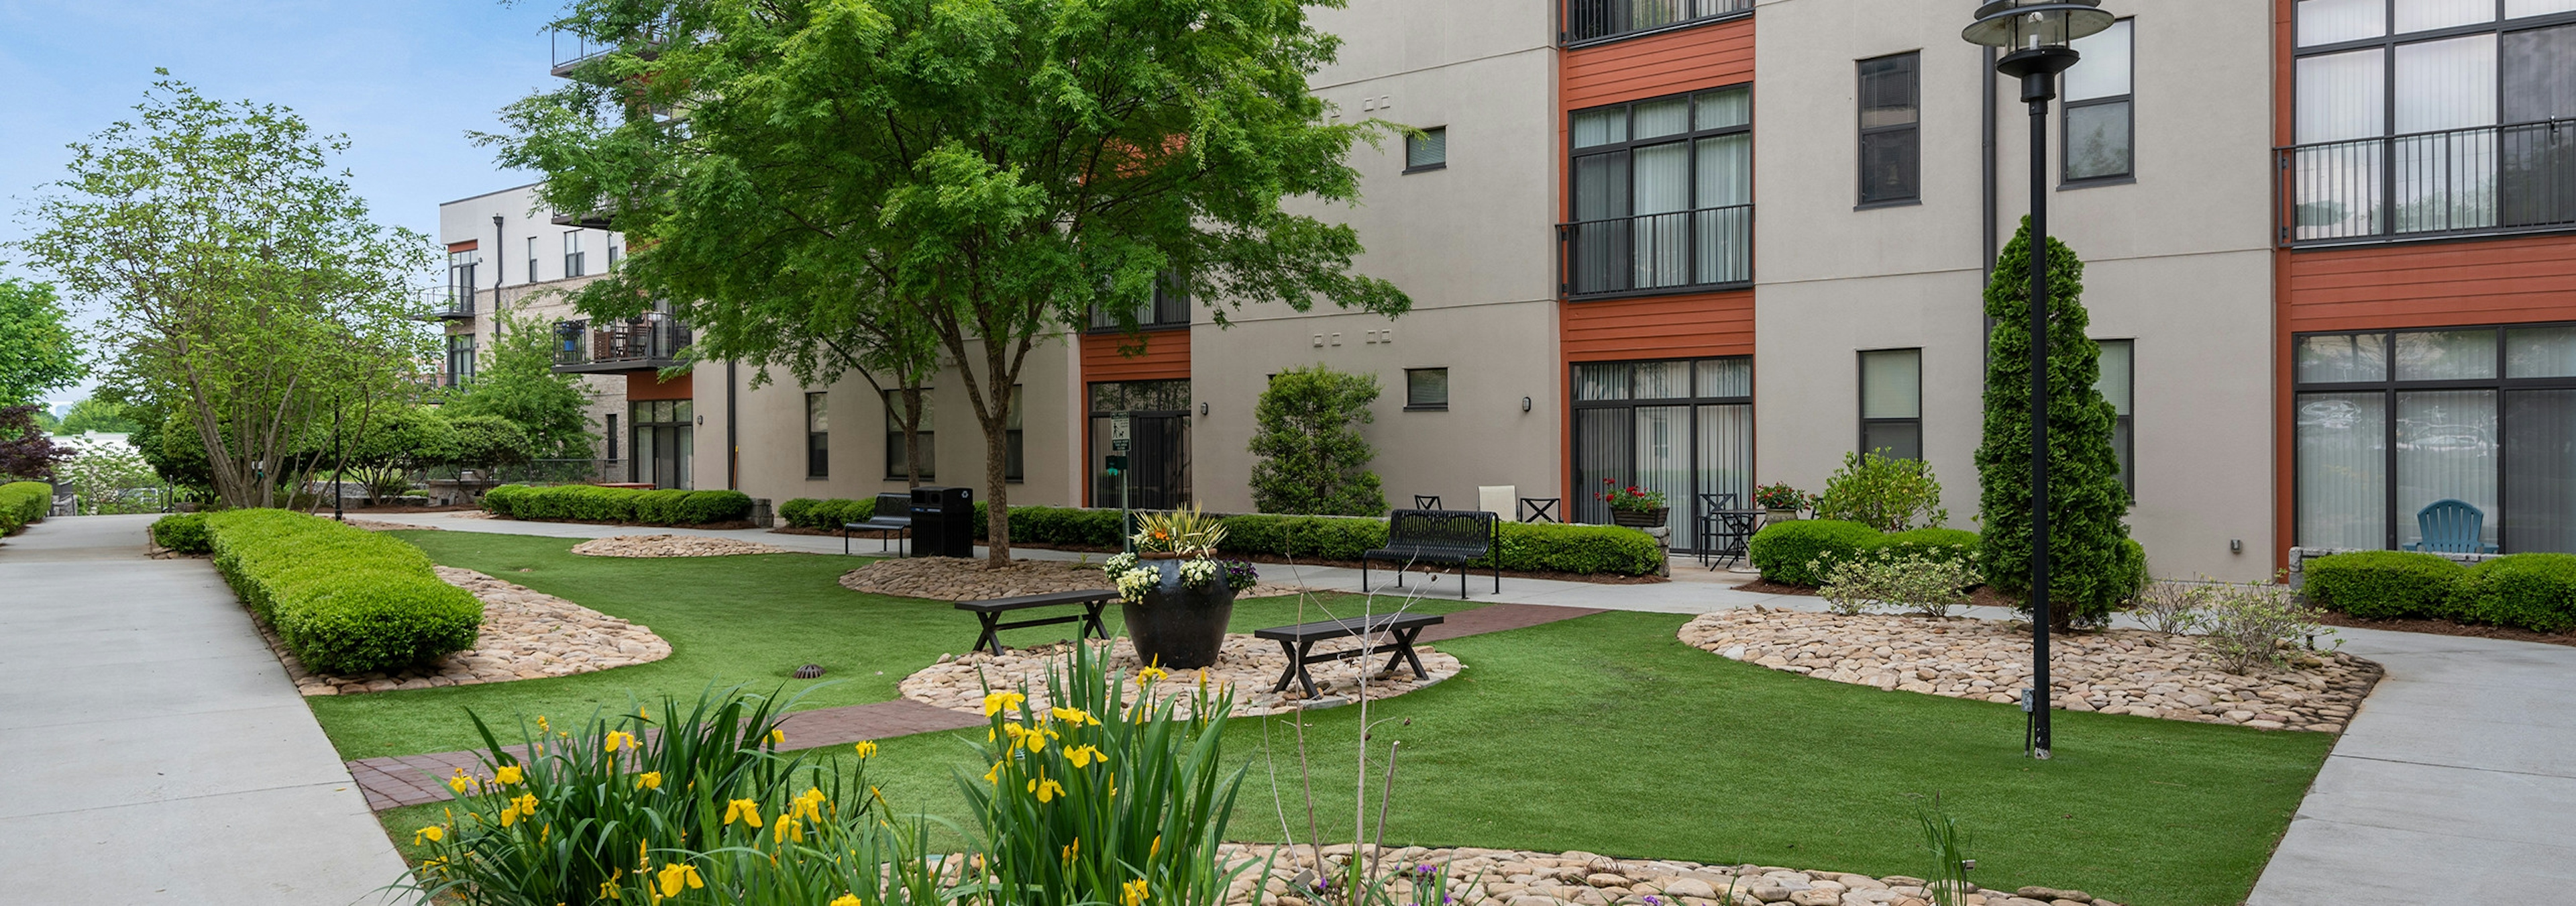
left=0, top=405, right=70, bottom=481
left=445, top=311, right=594, bottom=459
left=1248, top=365, right=1386, bottom=516
left=1975, top=217, right=2136, bottom=627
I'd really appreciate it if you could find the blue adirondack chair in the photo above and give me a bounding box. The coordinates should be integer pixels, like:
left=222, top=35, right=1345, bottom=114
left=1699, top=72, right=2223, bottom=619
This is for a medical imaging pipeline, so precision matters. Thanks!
left=2405, top=499, right=2498, bottom=554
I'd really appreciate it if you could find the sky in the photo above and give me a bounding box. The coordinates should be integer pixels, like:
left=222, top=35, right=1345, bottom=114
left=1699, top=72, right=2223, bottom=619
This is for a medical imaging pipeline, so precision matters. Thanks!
left=0, top=0, right=571, bottom=411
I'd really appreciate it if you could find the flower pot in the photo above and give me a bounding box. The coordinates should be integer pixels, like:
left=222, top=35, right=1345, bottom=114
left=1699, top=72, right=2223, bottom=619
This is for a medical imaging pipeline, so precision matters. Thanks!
left=1122, top=559, right=1236, bottom=670
left=1611, top=507, right=1668, bottom=528
left=1765, top=507, right=1801, bottom=522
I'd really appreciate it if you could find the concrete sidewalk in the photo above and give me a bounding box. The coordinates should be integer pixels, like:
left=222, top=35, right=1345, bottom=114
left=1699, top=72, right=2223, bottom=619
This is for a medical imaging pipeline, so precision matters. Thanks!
left=0, top=514, right=407, bottom=905
left=2247, top=627, right=2576, bottom=905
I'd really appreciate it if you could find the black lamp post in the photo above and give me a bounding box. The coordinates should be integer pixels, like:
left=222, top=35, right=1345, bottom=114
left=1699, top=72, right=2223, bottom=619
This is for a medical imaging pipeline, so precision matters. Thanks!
left=1962, top=0, right=2113, bottom=761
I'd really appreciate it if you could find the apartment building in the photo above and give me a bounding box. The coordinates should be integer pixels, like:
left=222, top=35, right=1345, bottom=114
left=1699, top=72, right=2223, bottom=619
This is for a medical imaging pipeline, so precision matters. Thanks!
left=433, top=0, right=2576, bottom=581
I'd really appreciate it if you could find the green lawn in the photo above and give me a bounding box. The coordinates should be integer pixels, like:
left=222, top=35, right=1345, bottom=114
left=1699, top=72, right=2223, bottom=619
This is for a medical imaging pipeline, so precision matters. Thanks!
left=358, top=531, right=2331, bottom=906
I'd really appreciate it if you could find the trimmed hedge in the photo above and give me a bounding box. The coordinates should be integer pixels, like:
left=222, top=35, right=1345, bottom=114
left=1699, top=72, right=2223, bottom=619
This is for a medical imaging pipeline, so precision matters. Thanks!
left=2304, top=550, right=2466, bottom=620
left=151, top=512, right=213, bottom=554
left=482, top=485, right=754, bottom=525
left=2452, top=553, right=2576, bottom=634
left=0, top=481, right=48, bottom=534
left=1747, top=519, right=1886, bottom=586
left=205, top=509, right=482, bottom=674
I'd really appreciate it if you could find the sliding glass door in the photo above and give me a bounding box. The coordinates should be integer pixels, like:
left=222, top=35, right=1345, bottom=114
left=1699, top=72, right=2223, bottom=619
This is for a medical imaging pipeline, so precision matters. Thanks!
left=1570, top=357, right=1753, bottom=551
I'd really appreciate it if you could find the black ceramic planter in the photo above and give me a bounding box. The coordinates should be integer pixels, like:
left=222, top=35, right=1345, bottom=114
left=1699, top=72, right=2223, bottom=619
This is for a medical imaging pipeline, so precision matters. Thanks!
left=1122, top=558, right=1236, bottom=670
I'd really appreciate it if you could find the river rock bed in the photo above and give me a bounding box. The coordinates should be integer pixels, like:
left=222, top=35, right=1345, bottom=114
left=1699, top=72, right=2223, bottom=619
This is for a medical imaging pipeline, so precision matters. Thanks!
left=264, top=566, right=672, bottom=695
left=1197, top=843, right=2122, bottom=906
left=571, top=534, right=789, bottom=557
left=1678, top=609, right=2378, bottom=732
left=842, top=556, right=1310, bottom=601
left=902, top=636, right=1462, bottom=717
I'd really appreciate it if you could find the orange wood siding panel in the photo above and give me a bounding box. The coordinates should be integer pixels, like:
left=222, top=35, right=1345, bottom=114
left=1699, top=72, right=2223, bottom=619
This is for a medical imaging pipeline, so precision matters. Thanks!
left=1560, top=289, right=1755, bottom=361
left=1079, top=330, right=1191, bottom=383
left=627, top=371, right=694, bottom=401
left=447, top=240, right=478, bottom=252
left=1560, top=18, right=1756, bottom=112
left=2284, top=236, right=2576, bottom=332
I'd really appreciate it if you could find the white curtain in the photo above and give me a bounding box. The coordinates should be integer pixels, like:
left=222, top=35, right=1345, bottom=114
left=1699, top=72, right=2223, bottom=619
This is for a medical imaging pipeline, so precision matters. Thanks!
left=2298, top=392, right=2388, bottom=548
left=1635, top=405, right=1690, bottom=538
left=2510, top=0, right=2576, bottom=16
left=2398, top=0, right=2494, bottom=33
left=2396, top=328, right=2499, bottom=380
left=2508, top=325, right=2576, bottom=377
left=2394, top=36, right=2499, bottom=232
left=1695, top=403, right=1753, bottom=547
left=2396, top=390, right=2498, bottom=548
left=1696, top=358, right=1752, bottom=397
left=1695, top=134, right=1751, bottom=284
left=1632, top=142, right=1690, bottom=288
left=2300, top=0, right=2386, bottom=46
left=2296, top=50, right=2388, bottom=238
left=2505, top=390, right=2576, bottom=552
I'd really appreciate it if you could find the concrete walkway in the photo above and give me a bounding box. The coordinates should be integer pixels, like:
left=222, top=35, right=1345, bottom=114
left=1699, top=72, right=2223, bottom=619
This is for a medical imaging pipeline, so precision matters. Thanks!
left=2247, top=627, right=2576, bottom=905
left=0, top=514, right=407, bottom=905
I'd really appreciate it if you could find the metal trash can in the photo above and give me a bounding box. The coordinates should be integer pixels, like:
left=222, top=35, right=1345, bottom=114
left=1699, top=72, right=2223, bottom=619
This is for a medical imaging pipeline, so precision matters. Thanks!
left=910, top=486, right=976, bottom=558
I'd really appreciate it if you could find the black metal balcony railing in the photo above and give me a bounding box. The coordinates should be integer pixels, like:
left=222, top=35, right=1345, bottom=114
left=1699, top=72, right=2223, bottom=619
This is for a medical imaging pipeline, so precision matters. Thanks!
left=1560, top=205, right=1753, bottom=297
left=553, top=317, right=690, bottom=369
left=418, top=287, right=476, bottom=320
left=1564, top=0, right=1752, bottom=45
left=2281, top=117, right=2576, bottom=245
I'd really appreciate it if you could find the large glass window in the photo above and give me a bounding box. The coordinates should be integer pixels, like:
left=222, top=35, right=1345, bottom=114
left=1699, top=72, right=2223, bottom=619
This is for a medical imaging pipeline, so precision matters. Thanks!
left=2096, top=339, right=2135, bottom=492
left=1570, top=357, right=1752, bottom=551
left=444, top=334, right=476, bottom=388
left=1565, top=86, right=1752, bottom=297
left=1405, top=368, right=1449, bottom=411
left=2295, top=325, right=2576, bottom=552
left=1858, top=53, right=1921, bottom=205
left=2289, top=2, right=2576, bottom=242
left=883, top=389, right=933, bottom=480
left=1089, top=274, right=1191, bottom=331
left=1858, top=348, right=1923, bottom=461
left=2064, top=19, right=2135, bottom=183
left=629, top=399, right=694, bottom=490
left=446, top=248, right=479, bottom=314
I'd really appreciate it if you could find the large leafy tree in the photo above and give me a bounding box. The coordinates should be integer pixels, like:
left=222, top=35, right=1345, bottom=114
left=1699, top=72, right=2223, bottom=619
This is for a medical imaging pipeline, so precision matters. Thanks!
left=0, top=274, right=86, bottom=407
left=16, top=77, right=435, bottom=509
left=445, top=310, right=596, bottom=459
left=56, top=398, right=143, bottom=436
left=491, top=0, right=1409, bottom=562
left=1974, top=218, right=2136, bottom=627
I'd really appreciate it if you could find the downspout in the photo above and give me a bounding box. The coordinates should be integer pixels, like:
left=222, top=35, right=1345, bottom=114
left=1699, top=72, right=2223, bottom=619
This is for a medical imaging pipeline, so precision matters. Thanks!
left=727, top=360, right=739, bottom=491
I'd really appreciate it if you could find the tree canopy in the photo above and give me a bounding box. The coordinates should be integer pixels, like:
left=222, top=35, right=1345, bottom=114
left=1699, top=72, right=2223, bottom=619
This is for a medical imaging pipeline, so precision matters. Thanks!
left=445, top=311, right=596, bottom=460
left=0, top=274, right=86, bottom=407
left=490, top=0, right=1410, bottom=560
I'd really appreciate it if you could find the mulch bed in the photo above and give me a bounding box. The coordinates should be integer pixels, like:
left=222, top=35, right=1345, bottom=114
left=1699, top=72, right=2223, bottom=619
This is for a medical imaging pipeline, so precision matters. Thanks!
left=2315, top=611, right=2576, bottom=649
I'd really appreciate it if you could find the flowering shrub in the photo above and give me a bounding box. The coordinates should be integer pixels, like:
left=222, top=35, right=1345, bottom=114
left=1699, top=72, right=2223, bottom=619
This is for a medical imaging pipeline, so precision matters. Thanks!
left=1594, top=478, right=1666, bottom=513
left=1812, top=550, right=1981, bottom=617
left=1752, top=483, right=1813, bottom=511
left=2196, top=577, right=2332, bottom=674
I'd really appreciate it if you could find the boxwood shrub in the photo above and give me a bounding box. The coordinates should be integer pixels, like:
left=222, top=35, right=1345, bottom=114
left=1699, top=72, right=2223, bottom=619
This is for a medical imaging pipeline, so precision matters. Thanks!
left=0, top=480, right=49, bottom=533
left=1748, top=519, right=1886, bottom=586
left=151, top=512, right=213, bottom=554
left=481, top=485, right=753, bottom=525
left=2303, top=550, right=2467, bottom=619
left=204, top=509, right=482, bottom=674
left=2451, top=553, right=2576, bottom=634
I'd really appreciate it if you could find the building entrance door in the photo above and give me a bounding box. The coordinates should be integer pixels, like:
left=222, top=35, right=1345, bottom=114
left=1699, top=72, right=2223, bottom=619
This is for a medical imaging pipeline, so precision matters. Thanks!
left=1089, top=380, right=1191, bottom=511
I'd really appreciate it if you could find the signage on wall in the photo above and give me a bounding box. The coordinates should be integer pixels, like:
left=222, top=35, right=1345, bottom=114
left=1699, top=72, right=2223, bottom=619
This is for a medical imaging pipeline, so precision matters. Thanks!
left=1110, top=412, right=1131, bottom=452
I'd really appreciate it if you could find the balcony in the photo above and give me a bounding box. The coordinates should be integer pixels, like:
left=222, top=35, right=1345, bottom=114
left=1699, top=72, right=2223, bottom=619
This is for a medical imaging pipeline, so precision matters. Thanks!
left=551, top=316, right=691, bottom=374
left=1559, top=205, right=1753, bottom=299
left=1563, top=0, right=1752, bottom=47
left=2280, top=118, right=2576, bottom=247
left=419, top=287, right=476, bottom=321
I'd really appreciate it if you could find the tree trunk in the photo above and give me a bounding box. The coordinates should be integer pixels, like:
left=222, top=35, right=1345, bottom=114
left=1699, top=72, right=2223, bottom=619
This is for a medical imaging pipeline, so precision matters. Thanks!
left=900, top=385, right=924, bottom=489
left=983, top=411, right=1010, bottom=564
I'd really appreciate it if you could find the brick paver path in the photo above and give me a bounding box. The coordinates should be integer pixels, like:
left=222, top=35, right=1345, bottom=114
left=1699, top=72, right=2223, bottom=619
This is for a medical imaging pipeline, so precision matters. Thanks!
left=347, top=603, right=1602, bottom=811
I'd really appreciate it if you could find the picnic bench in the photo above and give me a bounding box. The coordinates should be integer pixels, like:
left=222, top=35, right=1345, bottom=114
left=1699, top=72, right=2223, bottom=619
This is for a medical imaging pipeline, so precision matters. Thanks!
left=843, top=493, right=916, bottom=555
left=1253, top=612, right=1445, bottom=700
left=956, top=589, right=1117, bottom=656
left=1360, top=509, right=1499, bottom=599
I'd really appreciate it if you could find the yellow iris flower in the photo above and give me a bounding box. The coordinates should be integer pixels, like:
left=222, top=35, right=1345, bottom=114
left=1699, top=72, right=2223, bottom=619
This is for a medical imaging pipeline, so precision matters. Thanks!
left=1024, top=729, right=1049, bottom=753
left=510, top=793, right=539, bottom=819
left=853, top=740, right=879, bottom=758
left=1029, top=776, right=1066, bottom=803
left=773, top=815, right=804, bottom=843
left=655, top=862, right=703, bottom=897
left=445, top=771, right=474, bottom=795
left=1123, top=878, right=1150, bottom=906
left=492, top=764, right=524, bottom=786
left=792, top=787, right=828, bottom=822
left=983, top=691, right=1026, bottom=717
left=983, top=761, right=1003, bottom=785
left=603, top=731, right=640, bottom=753
left=411, top=825, right=444, bottom=845
left=1136, top=665, right=1168, bottom=684
left=767, top=727, right=786, bottom=746
left=722, top=798, right=765, bottom=827
left=1062, top=838, right=1080, bottom=862
left=635, top=771, right=663, bottom=791
left=1065, top=745, right=1107, bottom=769
left=830, top=897, right=862, bottom=906
left=1050, top=707, right=1099, bottom=726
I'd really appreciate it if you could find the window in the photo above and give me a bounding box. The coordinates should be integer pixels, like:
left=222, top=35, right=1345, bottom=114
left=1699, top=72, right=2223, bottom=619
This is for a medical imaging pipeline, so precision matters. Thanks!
left=606, top=413, right=619, bottom=462
left=1089, top=273, right=1191, bottom=331
left=444, top=334, right=476, bottom=388
left=629, top=399, right=694, bottom=490
left=2096, top=339, right=2136, bottom=492
left=1858, top=53, right=1921, bottom=205
left=2288, top=1, right=2576, bottom=242
left=564, top=230, right=587, bottom=278
left=1564, top=85, right=1752, bottom=296
left=445, top=248, right=480, bottom=314
left=1562, top=0, right=1752, bottom=46
left=1405, top=368, right=1450, bottom=410
left=527, top=236, right=540, bottom=283
left=2063, top=19, right=2135, bottom=183
left=1858, top=348, right=1923, bottom=460
left=1405, top=127, right=1447, bottom=172
left=1006, top=385, right=1025, bottom=482
left=606, top=235, right=623, bottom=270
left=884, top=389, right=933, bottom=480
left=1570, top=358, right=1753, bottom=550
left=805, top=392, right=829, bottom=478
left=2294, top=324, right=2576, bottom=552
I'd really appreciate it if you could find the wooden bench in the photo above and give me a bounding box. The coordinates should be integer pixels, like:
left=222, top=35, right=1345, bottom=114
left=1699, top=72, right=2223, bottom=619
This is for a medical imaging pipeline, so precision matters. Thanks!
left=956, top=589, right=1117, bottom=656
left=1360, top=509, right=1499, bottom=599
left=843, top=493, right=917, bottom=555
left=1254, top=613, right=1445, bottom=700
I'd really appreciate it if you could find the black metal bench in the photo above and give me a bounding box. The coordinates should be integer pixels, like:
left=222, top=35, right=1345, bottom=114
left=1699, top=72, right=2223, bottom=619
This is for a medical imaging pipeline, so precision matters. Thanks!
left=843, top=493, right=916, bottom=555
left=1253, top=613, right=1445, bottom=700
left=1361, top=509, right=1499, bottom=599
left=955, top=589, right=1116, bottom=656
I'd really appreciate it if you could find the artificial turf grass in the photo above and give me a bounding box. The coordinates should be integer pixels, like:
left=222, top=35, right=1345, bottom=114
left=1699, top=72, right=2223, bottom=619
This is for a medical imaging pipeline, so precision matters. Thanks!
left=321, top=530, right=1477, bottom=758
left=361, top=532, right=2331, bottom=905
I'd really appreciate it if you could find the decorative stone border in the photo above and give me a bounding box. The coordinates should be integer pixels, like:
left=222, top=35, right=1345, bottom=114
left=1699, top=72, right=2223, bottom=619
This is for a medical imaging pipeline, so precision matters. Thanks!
left=262, top=566, right=673, bottom=695
left=900, top=636, right=1462, bottom=717
left=1210, top=842, right=2123, bottom=906
left=571, top=534, right=789, bottom=557
left=1678, top=609, right=2378, bottom=732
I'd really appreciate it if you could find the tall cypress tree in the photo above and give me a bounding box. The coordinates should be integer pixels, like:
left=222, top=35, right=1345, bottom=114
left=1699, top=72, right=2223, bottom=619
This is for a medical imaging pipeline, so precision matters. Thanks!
left=1976, top=217, right=2137, bottom=627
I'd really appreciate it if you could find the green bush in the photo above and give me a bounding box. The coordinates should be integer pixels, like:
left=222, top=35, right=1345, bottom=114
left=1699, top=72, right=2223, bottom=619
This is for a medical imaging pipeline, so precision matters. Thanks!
left=1479, top=521, right=1662, bottom=574
left=1878, top=527, right=1982, bottom=561
left=1748, top=519, right=1884, bottom=586
left=1218, top=513, right=1389, bottom=561
left=151, top=512, right=212, bottom=554
left=776, top=497, right=818, bottom=527
left=480, top=484, right=751, bottom=525
left=2451, top=553, right=2576, bottom=634
left=203, top=509, right=482, bottom=674
left=677, top=489, right=753, bottom=523
left=1814, top=451, right=1947, bottom=532
left=0, top=480, right=49, bottom=532
left=2304, top=550, right=2466, bottom=620
left=631, top=488, right=692, bottom=525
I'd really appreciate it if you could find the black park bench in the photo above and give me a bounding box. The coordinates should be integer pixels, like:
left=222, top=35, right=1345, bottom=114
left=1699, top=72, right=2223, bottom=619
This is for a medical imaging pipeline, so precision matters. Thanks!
left=1360, top=509, right=1500, bottom=600
left=956, top=589, right=1117, bottom=656
left=843, top=493, right=916, bottom=555
left=1254, top=612, right=1445, bottom=701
